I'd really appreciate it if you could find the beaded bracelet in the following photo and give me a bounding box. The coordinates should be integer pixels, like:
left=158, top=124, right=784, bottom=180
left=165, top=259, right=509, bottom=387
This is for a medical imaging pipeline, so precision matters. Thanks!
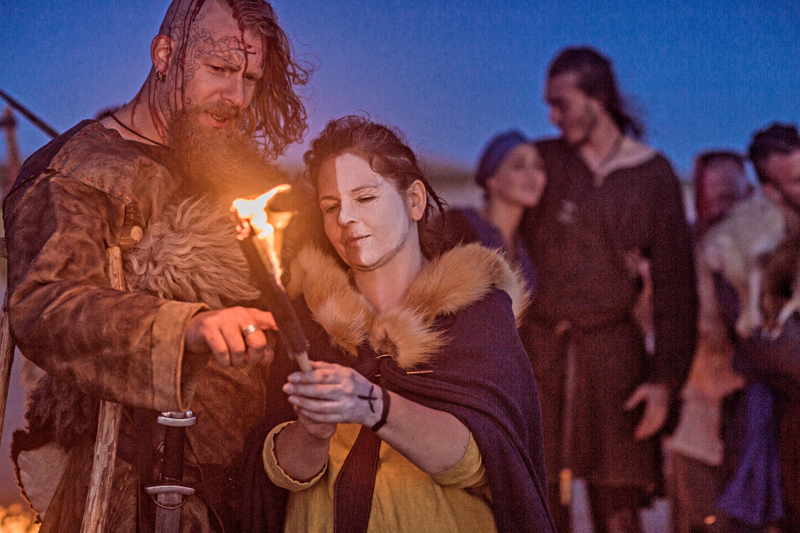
left=370, top=387, right=391, bottom=432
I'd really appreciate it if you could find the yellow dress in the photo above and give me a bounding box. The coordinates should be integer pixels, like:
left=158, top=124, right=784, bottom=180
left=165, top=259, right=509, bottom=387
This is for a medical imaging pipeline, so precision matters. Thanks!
left=263, top=421, right=497, bottom=533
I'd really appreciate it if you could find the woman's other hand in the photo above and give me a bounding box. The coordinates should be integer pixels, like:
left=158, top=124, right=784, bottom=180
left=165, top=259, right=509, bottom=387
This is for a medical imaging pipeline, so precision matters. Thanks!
left=283, top=361, right=383, bottom=429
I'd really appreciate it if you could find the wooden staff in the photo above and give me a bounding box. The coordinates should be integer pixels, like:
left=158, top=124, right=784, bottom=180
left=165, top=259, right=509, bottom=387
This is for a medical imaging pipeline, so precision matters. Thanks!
left=0, top=237, right=123, bottom=533
left=0, top=239, right=14, bottom=451
left=79, top=245, right=125, bottom=533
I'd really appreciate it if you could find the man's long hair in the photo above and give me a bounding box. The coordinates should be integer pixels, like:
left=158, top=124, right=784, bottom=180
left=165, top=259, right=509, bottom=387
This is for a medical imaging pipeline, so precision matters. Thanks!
left=748, top=122, right=800, bottom=184
left=161, top=0, right=310, bottom=158
left=548, top=46, right=644, bottom=140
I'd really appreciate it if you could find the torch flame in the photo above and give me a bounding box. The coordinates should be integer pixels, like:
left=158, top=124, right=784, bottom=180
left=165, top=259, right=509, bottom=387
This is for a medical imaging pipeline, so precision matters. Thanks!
left=231, top=184, right=294, bottom=286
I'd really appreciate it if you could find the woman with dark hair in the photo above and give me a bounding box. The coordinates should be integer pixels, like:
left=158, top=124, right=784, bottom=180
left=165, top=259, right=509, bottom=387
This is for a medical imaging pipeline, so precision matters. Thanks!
left=243, top=116, right=555, bottom=533
left=442, top=129, right=545, bottom=300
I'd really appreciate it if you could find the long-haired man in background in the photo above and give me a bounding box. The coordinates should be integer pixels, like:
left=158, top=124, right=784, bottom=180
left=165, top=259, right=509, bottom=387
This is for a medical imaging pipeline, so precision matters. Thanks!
left=522, top=46, right=697, bottom=533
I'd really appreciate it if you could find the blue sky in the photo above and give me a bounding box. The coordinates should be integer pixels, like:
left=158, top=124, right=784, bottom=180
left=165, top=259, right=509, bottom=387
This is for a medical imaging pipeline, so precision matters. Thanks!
left=1, top=0, right=799, bottom=177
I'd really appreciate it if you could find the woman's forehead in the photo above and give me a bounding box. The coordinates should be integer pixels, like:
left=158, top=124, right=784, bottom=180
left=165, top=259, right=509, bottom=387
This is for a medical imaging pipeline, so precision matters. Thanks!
left=318, top=154, right=391, bottom=196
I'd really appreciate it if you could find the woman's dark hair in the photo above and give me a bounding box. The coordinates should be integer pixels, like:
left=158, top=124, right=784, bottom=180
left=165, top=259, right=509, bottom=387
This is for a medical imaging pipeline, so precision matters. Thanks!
left=302, top=115, right=445, bottom=258
left=548, top=46, right=644, bottom=139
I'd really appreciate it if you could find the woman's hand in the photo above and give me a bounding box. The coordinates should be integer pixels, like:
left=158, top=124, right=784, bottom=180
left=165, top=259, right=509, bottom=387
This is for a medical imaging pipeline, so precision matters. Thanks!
left=283, top=361, right=383, bottom=428
left=274, top=361, right=378, bottom=482
left=284, top=360, right=471, bottom=475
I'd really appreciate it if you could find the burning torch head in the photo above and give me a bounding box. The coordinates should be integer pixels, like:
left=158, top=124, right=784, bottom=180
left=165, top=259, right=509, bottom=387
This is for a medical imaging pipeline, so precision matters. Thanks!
left=231, top=184, right=296, bottom=283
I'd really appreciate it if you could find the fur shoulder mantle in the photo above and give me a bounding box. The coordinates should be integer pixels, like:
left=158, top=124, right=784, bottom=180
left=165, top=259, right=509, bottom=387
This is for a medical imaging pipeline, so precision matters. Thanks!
left=287, top=243, right=530, bottom=369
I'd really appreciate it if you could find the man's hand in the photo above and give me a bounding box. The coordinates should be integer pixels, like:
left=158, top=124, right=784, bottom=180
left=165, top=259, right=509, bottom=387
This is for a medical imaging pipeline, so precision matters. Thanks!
left=624, top=383, right=670, bottom=440
left=184, top=307, right=277, bottom=367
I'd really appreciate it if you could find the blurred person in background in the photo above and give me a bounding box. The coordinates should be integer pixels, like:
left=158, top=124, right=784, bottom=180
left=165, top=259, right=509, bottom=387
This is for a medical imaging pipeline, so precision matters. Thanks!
left=667, top=151, right=751, bottom=533
left=440, top=129, right=545, bottom=352
left=522, top=46, right=697, bottom=533
left=720, top=123, right=800, bottom=533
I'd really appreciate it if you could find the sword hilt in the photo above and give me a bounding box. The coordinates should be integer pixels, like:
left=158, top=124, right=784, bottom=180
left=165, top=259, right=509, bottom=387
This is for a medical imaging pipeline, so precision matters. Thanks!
left=146, top=411, right=197, bottom=531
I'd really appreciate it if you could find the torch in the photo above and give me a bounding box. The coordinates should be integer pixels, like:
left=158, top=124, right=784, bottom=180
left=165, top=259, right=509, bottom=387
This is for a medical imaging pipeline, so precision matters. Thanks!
left=231, top=185, right=312, bottom=372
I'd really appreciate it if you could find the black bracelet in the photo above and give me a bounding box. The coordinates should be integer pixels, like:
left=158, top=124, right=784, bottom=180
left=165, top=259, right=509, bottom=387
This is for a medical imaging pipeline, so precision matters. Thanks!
left=370, top=387, right=391, bottom=432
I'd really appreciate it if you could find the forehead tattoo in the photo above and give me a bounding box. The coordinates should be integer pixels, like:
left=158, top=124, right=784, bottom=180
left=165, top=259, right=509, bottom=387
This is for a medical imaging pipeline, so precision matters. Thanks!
left=169, top=2, right=263, bottom=108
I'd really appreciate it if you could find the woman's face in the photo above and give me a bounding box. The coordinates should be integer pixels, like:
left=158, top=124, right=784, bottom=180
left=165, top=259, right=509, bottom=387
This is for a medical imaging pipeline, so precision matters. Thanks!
left=486, top=143, right=547, bottom=207
left=317, top=153, right=425, bottom=272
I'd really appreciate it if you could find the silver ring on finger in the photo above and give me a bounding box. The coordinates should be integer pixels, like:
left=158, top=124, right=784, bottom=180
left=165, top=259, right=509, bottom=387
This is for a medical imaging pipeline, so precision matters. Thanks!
left=243, top=324, right=259, bottom=336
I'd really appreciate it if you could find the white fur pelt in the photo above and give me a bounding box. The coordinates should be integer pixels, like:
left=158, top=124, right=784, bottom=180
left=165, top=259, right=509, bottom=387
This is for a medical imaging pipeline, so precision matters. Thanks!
left=124, top=197, right=260, bottom=309
left=287, top=243, right=530, bottom=370
left=700, top=191, right=786, bottom=337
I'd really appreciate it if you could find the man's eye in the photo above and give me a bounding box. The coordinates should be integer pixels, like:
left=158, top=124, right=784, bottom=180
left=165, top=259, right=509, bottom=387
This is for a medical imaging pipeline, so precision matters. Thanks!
left=322, top=204, right=339, bottom=214
left=358, top=196, right=375, bottom=203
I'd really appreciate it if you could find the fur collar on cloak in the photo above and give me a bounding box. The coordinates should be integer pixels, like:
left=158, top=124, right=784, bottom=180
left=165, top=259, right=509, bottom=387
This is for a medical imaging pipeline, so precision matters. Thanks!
left=242, top=243, right=556, bottom=533
left=285, top=242, right=530, bottom=369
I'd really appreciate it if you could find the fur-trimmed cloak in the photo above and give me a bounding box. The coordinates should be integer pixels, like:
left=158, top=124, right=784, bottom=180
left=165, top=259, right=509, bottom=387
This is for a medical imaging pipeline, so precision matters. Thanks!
left=242, top=244, right=556, bottom=533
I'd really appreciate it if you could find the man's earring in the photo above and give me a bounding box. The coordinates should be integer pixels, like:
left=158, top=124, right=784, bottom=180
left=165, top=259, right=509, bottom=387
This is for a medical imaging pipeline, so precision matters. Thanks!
left=155, top=70, right=166, bottom=82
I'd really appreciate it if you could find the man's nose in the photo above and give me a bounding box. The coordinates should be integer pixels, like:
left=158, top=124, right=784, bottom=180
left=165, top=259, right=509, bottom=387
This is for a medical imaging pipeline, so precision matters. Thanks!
left=548, top=107, right=560, bottom=126
left=221, top=77, right=246, bottom=107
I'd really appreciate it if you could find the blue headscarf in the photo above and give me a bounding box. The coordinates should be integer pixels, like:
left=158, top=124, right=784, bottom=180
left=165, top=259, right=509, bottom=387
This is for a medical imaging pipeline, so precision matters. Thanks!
left=475, top=130, right=529, bottom=188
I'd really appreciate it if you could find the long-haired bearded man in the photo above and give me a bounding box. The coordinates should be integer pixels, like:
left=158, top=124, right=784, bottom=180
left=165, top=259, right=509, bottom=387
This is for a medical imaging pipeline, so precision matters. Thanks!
left=3, top=1, right=309, bottom=531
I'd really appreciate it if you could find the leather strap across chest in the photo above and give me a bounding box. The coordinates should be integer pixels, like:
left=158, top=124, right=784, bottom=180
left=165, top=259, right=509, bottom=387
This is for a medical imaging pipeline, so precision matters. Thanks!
left=333, top=343, right=386, bottom=533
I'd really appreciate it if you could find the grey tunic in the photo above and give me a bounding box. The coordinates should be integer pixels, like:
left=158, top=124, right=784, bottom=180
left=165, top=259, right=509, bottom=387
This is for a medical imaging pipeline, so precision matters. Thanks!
left=521, top=137, right=697, bottom=489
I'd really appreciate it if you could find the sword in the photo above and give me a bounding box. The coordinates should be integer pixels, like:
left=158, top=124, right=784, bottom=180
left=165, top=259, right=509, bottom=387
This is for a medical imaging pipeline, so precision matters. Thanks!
left=556, top=321, right=577, bottom=520
left=145, top=411, right=197, bottom=533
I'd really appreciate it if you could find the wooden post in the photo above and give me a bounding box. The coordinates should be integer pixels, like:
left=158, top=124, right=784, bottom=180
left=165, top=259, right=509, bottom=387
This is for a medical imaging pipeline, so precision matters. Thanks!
left=1, top=107, right=22, bottom=198
left=80, top=246, right=126, bottom=533
left=0, top=237, right=13, bottom=451
left=0, top=294, right=15, bottom=451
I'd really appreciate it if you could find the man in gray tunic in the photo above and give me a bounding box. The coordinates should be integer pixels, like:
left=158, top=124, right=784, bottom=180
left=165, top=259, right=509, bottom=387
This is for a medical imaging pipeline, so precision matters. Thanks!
left=521, top=46, right=697, bottom=533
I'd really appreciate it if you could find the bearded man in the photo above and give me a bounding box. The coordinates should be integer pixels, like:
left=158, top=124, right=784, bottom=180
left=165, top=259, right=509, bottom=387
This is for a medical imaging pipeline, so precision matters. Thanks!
left=520, top=47, right=697, bottom=533
left=3, top=0, right=309, bottom=531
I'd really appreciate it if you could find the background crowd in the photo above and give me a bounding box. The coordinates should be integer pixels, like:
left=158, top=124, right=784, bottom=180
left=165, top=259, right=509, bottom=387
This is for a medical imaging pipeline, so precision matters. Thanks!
left=438, top=49, right=800, bottom=532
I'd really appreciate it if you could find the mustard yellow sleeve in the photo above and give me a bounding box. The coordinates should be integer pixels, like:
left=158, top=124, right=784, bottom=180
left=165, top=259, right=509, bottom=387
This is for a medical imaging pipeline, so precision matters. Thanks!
left=262, top=421, right=328, bottom=491
left=431, top=432, right=488, bottom=488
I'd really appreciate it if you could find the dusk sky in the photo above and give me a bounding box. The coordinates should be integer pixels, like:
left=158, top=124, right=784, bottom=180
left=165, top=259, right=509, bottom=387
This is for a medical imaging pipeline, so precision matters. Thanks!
left=2, top=0, right=799, bottom=180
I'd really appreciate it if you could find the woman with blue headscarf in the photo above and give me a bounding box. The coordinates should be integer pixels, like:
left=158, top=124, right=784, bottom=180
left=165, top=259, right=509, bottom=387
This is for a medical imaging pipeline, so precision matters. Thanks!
left=441, top=130, right=545, bottom=298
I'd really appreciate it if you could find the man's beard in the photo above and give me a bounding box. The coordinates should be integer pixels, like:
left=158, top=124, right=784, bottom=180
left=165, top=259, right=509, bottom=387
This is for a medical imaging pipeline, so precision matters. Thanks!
left=166, top=107, right=288, bottom=206
left=569, top=102, right=599, bottom=147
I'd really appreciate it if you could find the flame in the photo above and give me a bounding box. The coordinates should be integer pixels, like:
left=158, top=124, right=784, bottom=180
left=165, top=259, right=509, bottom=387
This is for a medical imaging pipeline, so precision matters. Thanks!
left=0, top=503, right=40, bottom=532
left=231, top=184, right=294, bottom=285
